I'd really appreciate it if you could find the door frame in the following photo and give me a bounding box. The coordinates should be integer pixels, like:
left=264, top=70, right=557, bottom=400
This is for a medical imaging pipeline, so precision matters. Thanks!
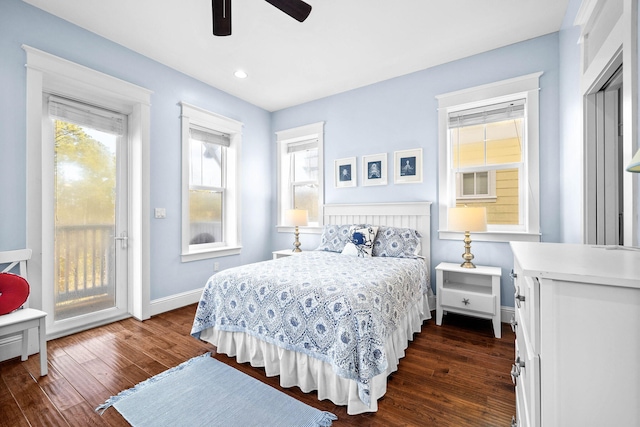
left=577, top=0, right=638, bottom=246
left=24, top=45, right=152, bottom=339
left=584, top=60, right=623, bottom=244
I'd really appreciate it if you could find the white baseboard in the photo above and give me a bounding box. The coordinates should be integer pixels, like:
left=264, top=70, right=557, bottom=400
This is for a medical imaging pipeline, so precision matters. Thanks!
left=2, top=294, right=515, bottom=364
left=0, top=289, right=202, bottom=364
left=501, top=306, right=515, bottom=324
left=149, top=289, right=202, bottom=317
left=0, top=330, right=39, bottom=363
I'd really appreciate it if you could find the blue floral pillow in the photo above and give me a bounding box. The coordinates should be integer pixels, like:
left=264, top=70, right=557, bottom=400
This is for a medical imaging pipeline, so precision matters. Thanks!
left=372, top=226, right=422, bottom=258
left=342, top=226, right=379, bottom=258
left=316, top=224, right=365, bottom=253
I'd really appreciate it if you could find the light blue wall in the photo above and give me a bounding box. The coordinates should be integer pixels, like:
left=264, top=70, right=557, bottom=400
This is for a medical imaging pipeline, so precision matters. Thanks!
left=0, top=0, right=273, bottom=300
left=1, top=0, right=590, bottom=310
left=559, top=0, right=586, bottom=244
left=272, top=33, right=563, bottom=307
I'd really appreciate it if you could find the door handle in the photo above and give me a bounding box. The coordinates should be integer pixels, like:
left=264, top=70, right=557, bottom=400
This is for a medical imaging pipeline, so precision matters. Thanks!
left=114, top=232, right=128, bottom=249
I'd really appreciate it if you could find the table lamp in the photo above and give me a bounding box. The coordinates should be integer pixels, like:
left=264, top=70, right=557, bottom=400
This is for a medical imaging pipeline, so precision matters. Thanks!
left=448, top=206, right=487, bottom=268
left=285, top=209, right=308, bottom=252
left=627, top=149, right=640, bottom=172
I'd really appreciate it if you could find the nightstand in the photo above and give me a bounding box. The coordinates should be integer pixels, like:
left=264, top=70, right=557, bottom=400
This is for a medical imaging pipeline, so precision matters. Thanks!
left=272, top=249, right=302, bottom=259
left=435, top=262, right=502, bottom=338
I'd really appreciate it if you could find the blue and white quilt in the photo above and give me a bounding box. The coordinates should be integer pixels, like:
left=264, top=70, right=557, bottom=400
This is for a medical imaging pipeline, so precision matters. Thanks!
left=191, top=251, right=429, bottom=406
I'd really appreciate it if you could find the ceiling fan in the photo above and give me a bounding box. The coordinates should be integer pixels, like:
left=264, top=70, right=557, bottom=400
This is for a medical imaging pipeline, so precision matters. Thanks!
left=212, top=0, right=312, bottom=36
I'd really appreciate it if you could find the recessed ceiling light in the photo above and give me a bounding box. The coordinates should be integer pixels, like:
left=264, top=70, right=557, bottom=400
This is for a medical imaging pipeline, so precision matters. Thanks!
left=234, top=70, right=248, bottom=79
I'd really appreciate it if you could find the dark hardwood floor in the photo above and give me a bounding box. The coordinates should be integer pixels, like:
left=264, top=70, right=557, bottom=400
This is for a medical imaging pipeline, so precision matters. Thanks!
left=0, top=305, right=515, bottom=426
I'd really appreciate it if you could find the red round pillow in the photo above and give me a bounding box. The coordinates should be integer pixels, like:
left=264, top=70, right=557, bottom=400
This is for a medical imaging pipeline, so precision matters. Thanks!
left=0, top=272, right=30, bottom=315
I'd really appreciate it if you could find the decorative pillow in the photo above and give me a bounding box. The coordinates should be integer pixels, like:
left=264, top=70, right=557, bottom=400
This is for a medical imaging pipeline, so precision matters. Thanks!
left=316, top=224, right=364, bottom=253
left=341, top=226, right=379, bottom=258
left=372, top=226, right=422, bottom=258
left=0, top=273, right=30, bottom=315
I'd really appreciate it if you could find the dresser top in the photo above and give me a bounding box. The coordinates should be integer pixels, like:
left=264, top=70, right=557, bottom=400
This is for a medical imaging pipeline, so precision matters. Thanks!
left=510, top=242, right=640, bottom=288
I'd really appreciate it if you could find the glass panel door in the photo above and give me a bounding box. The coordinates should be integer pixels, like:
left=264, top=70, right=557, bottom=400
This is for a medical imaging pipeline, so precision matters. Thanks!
left=52, top=117, right=127, bottom=321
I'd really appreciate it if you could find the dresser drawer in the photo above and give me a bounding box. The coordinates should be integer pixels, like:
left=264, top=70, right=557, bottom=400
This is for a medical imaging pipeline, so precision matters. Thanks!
left=513, top=309, right=540, bottom=427
left=512, top=260, right=539, bottom=352
left=441, top=287, right=495, bottom=315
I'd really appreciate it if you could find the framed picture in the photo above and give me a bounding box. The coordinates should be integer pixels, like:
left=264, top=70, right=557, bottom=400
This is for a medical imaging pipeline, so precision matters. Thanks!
left=394, top=148, right=423, bottom=184
left=362, top=153, right=387, bottom=186
left=335, top=157, right=357, bottom=188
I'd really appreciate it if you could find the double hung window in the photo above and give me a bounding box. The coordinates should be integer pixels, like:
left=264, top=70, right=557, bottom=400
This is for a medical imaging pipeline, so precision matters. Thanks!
left=276, top=122, right=324, bottom=229
left=450, top=100, right=524, bottom=224
left=438, top=73, right=541, bottom=241
left=181, top=103, right=242, bottom=260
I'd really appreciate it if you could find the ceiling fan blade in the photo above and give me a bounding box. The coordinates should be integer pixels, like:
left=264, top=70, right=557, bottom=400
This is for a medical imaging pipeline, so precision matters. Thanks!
left=264, top=0, right=312, bottom=22
left=212, top=0, right=232, bottom=36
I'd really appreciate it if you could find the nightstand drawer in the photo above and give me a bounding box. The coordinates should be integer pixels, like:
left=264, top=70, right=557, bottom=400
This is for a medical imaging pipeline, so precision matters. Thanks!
left=441, top=288, right=495, bottom=315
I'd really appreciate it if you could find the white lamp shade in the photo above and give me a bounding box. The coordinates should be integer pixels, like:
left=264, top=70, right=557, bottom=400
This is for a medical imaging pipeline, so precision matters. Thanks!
left=285, top=209, right=308, bottom=227
left=627, top=149, right=640, bottom=172
left=448, top=206, right=487, bottom=232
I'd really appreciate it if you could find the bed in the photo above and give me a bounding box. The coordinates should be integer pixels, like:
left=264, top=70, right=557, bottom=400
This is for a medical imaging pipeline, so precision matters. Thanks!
left=191, top=202, right=433, bottom=415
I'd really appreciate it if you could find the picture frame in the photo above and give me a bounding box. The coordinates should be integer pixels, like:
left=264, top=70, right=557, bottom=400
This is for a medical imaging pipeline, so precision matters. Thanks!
left=362, top=153, right=387, bottom=186
left=394, top=148, right=423, bottom=184
left=335, top=157, right=357, bottom=188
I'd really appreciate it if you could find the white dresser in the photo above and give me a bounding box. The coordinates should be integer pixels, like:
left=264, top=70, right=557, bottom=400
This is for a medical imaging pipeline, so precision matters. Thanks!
left=510, top=242, right=640, bottom=427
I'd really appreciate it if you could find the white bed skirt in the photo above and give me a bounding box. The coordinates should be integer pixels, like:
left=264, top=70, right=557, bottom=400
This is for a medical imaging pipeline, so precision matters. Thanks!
left=198, top=293, right=432, bottom=415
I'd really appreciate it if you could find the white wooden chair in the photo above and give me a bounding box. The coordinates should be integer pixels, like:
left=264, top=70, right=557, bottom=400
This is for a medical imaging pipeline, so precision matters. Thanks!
left=0, top=249, right=48, bottom=376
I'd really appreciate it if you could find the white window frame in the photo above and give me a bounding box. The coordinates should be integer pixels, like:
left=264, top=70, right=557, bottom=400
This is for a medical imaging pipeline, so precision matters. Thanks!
left=276, top=122, right=324, bottom=234
left=456, top=170, right=497, bottom=202
left=180, top=102, right=242, bottom=261
left=437, top=73, right=542, bottom=242
left=24, top=45, right=153, bottom=323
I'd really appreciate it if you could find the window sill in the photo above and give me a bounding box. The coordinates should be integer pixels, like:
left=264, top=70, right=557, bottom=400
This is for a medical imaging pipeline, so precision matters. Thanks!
left=456, top=196, right=498, bottom=203
left=181, top=245, right=242, bottom=262
left=276, top=225, right=323, bottom=234
left=438, top=230, right=541, bottom=243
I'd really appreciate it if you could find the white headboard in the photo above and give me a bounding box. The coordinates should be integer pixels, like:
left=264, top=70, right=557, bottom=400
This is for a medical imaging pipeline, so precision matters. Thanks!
left=323, top=202, right=432, bottom=267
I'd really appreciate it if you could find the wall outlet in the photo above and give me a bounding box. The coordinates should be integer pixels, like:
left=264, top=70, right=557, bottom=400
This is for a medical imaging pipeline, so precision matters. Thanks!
left=154, top=208, right=166, bottom=219
left=214, top=262, right=220, bottom=272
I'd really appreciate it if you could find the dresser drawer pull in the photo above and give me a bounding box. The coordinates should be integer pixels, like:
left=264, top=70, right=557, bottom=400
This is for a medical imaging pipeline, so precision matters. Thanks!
left=462, top=298, right=470, bottom=306
left=511, top=416, right=519, bottom=427
left=511, top=356, right=525, bottom=384
left=510, top=315, right=517, bottom=333
left=515, top=291, right=525, bottom=308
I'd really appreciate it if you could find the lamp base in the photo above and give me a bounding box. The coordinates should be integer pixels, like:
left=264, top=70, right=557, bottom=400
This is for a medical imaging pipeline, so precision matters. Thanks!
left=292, top=226, right=302, bottom=252
left=460, top=231, right=477, bottom=268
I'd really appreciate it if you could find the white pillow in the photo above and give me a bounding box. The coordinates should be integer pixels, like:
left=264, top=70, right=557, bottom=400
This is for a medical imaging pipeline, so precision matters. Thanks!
left=341, top=226, right=379, bottom=257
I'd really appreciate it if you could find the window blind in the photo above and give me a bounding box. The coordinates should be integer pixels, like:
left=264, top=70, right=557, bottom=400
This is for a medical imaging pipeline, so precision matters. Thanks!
left=448, top=99, right=525, bottom=128
left=190, top=126, right=230, bottom=147
left=287, top=139, right=318, bottom=154
left=48, top=96, right=125, bottom=136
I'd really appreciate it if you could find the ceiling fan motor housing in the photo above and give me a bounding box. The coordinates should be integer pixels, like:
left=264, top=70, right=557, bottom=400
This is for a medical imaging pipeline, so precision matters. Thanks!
left=213, top=0, right=311, bottom=36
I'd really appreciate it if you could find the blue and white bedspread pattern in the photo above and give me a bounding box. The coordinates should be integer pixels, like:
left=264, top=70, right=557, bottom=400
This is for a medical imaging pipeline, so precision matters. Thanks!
left=191, top=251, right=429, bottom=407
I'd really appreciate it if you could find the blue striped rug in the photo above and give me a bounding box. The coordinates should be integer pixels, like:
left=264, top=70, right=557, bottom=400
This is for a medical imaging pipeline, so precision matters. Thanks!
left=96, top=353, right=337, bottom=427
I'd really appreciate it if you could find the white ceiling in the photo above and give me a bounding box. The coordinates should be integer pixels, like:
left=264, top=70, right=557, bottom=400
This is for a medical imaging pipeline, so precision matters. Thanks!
left=22, top=0, right=570, bottom=112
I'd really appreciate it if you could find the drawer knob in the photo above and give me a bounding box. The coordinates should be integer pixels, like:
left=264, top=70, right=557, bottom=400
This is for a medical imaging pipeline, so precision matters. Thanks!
left=511, top=356, right=525, bottom=384
left=462, top=298, right=470, bottom=306
left=510, top=315, right=517, bottom=333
